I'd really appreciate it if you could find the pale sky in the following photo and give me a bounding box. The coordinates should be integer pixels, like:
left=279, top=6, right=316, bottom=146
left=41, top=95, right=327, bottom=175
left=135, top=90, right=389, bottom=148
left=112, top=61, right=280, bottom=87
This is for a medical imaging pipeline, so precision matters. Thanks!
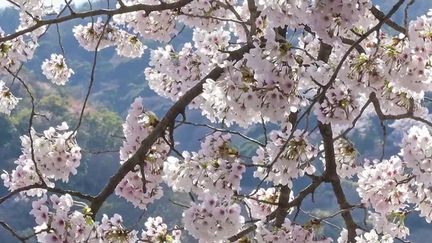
left=0, top=0, right=97, bottom=9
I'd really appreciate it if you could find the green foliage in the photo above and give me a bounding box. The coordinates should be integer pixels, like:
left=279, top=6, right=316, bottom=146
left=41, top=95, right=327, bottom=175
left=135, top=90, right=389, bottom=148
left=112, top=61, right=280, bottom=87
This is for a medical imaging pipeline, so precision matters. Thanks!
left=39, top=94, right=69, bottom=115
left=78, top=108, right=123, bottom=151
left=0, top=116, right=20, bottom=158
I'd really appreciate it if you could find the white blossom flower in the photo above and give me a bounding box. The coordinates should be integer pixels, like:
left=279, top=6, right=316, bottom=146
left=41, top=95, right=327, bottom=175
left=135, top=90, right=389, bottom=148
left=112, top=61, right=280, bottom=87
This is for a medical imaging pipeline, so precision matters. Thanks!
left=41, top=54, right=74, bottom=85
left=0, top=80, right=20, bottom=115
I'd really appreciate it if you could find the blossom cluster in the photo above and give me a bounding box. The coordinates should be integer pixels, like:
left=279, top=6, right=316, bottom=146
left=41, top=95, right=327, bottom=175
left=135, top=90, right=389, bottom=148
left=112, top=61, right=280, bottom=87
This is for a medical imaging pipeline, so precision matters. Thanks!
left=178, top=0, right=233, bottom=30
left=113, top=0, right=179, bottom=42
left=401, top=125, right=432, bottom=185
left=337, top=229, right=393, bottom=243
left=0, top=28, right=38, bottom=74
left=5, top=0, right=432, bottom=242
left=321, top=139, right=359, bottom=178
left=29, top=193, right=177, bottom=243
left=255, top=219, right=332, bottom=243
left=244, top=187, right=291, bottom=220
left=73, top=18, right=146, bottom=58
left=30, top=194, right=96, bottom=243
left=1, top=122, right=81, bottom=196
left=163, top=132, right=245, bottom=197
left=115, top=97, right=169, bottom=209
left=368, top=212, right=409, bottom=239
left=41, top=54, right=74, bottom=85
left=145, top=43, right=204, bottom=102
left=183, top=194, right=244, bottom=242
left=357, top=156, right=409, bottom=214
left=0, top=80, right=20, bottom=115
left=200, top=42, right=304, bottom=127
left=357, top=126, right=432, bottom=238
left=315, top=83, right=360, bottom=125
left=253, top=130, right=317, bottom=187
left=308, top=0, right=372, bottom=43
left=141, top=216, right=181, bottom=243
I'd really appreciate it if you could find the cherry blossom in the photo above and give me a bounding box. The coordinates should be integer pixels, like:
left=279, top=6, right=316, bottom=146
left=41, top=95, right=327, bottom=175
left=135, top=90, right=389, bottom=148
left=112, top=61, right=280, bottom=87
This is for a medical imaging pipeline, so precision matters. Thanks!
left=115, top=97, right=169, bottom=209
left=115, top=31, right=146, bottom=58
left=41, top=54, right=74, bottom=85
left=141, top=216, right=181, bottom=243
left=368, top=212, right=409, bottom=239
left=73, top=19, right=118, bottom=51
left=245, top=187, right=293, bottom=220
left=321, top=139, right=359, bottom=178
left=1, top=122, right=81, bottom=196
left=163, top=132, right=245, bottom=197
left=3, top=1, right=432, bottom=242
left=401, top=125, right=432, bottom=185
left=354, top=229, right=393, bottom=243
left=255, top=219, right=332, bottom=243
left=183, top=194, right=244, bottom=243
left=0, top=80, right=20, bottom=115
left=357, top=157, right=409, bottom=214
left=253, top=130, right=317, bottom=187
left=0, top=28, right=38, bottom=73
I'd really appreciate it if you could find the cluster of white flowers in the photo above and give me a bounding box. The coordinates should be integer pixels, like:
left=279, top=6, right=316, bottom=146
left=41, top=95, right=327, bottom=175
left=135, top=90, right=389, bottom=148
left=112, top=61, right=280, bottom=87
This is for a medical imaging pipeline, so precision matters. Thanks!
left=255, top=0, right=307, bottom=30
left=1, top=122, right=81, bottom=196
left=387, top=11, right=432, bottom=96
left=30, top=194, right=95, bottom=243
left=342, top=51, right=384, bottom=91
left=315, top=83, right=360, bottom=125
left=178, top=0, right=232, bottom=30
left=192, top=27, right=230, bottom=65
left=255, top=219, right=332, bottom=243
left=141, top=216, right=181, bottom=243
left=200, top=43, right=305, bottom=127
left=307, top=0, right=372, bottom=43
left=30, top=194, right=143, bottom=243
left=116, top=97, right=169, bottom=209
left=0, top=80, right=20, bottom=115
left=253, top=130, right=317, bottom=187
left=6, top=0, right=432, bottom=241
left=354, top=229, right=393, bottom=243
left=163, top=132, right=245, bottom=197
left=113, top=0, right=179, bottom=42
left=337, top=229, right=394, bottom=243
left=321, top=139, right=359, bottom=178
left=411, top=182, right=432, bottom=223
left=41, top=54, right=74, bottom=85
left=368, top=212, right=409, bottom=239
left=73, top=19, right=146, bottom=58
left=357, top=157, right=409, bottom=214
left=98, top=214, right=138, bottom=243
left=401, top=125, right=432, bottom=185
left=115, top=31, right=146, bottom=58
left=356, top=125, right=432, bottom=235
left=132, top=10, right=177, bottom=43
left=183, top=194, right=244, bottom=242
left=145, top=44, right=203, bottom=101
left=244, top=187, right=292, bottom=220
left=73, top=19, right=118, bottom=51
left=0, top=28, right=38, bottom=73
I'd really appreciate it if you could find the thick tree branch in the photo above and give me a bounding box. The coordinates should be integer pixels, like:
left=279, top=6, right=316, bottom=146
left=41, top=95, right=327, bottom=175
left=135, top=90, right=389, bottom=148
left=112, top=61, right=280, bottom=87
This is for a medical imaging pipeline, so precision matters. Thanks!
left=370, top=92, right=432, bottom=128
left=0, top=184, right=94, bottom=204
left=89, top=44, right=253, bottom=217
left=316, top=30, right=357, bottom=243
left=370, top=6, right=407, bottom=34
left=0, top=0, right=193, bottom=43
left=0, top=220, right=25, bottom=243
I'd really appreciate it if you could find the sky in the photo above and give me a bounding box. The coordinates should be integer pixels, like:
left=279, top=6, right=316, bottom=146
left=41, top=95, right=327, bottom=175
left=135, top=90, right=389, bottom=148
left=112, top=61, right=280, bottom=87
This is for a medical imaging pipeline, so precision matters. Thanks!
left=0, top=0, right=96, bottom=9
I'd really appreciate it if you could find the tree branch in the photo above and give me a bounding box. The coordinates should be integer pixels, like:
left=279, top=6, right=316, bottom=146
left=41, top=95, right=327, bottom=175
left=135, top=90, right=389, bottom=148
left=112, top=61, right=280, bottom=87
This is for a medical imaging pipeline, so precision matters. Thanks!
left=0, top=0, right=193, bottom=43
left=89, top=44, right=253, bottom=217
